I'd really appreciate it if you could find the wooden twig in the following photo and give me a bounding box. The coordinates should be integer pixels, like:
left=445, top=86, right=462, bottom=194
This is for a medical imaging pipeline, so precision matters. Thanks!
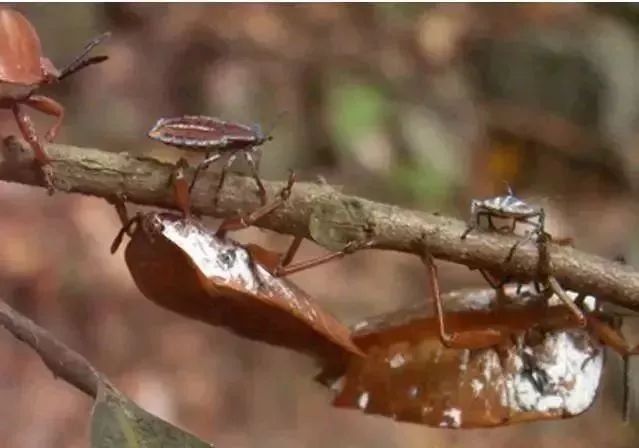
left=1, top=139, right=639, bottom=311
left=0, top=299, right=108, bottom=399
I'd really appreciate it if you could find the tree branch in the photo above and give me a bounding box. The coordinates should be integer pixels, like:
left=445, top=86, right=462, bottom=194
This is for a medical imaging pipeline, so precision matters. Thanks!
left=2, top=139, right=639, bottom=311
left=0, top=299, right=108, bottom=399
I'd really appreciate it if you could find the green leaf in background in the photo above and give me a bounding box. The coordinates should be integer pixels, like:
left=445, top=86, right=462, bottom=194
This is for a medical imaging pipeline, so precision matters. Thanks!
left=309, top=196, right=372, bottom=251
left=329, top=80, right=388, bottom=148
left=390, top=162, right=452, bottom=208
left=91, top=385, right=213, bottom=448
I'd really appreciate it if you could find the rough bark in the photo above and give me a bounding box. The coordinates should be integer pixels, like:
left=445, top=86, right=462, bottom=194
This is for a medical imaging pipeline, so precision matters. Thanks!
left=1, top=138, right=638, bottom=311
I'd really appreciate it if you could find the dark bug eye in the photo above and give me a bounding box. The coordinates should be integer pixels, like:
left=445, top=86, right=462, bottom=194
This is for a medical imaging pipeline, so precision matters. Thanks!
left=218, top=249, right=236, bottom=267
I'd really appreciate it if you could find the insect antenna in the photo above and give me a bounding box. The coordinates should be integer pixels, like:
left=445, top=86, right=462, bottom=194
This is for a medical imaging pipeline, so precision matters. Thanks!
left=262, top=110, right=288, bottom=142
left=502, top=180, right=514, bottom=197
left=59, top=32, right=111, bottom=81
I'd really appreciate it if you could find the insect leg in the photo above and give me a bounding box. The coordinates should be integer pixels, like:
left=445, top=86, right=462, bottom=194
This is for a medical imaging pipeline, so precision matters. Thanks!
left=280, top=236, right=303, bottom=267
left=521, top=351, right=550, bottom=394
left=23, top=95, right=64, bottom=142
left=533, top=281, right=544, bottom=294
left=479, top=269, right=502, bottom=289
left=520, top=213, right=544, bottom=240
left=272, top=238, right=375, bottom=277
left=11, top=104, right=54, bottom=193
left=486, top=213, right=497, bottom=232
left=460, top=222, right=476, bottom=240
left=479, top=269, right=511, bottom=308
left=461, top=211, right=484, bottom=239
left=546, top=277, right=586, bottom=327
left=504, top=234, right=530, bottom=263
left=587, top=313, right=639, bottom=355
left=107, top=195, right=141, bottom=254
left=509, top=217, right=517, bottom=233
left=504, top=218, right=541, bottom=263
left=213, top=153, right=239, bottom=207
left=244, top=150, right=267, bottom=205
left=189, top=152, right=222, bottom=193
left=171, top=158, right=191, bottom=218
left=424, top=253, right=505, bottom=349
left=107, top=192, right=130, bottom=228
left=215, top=170, right=295, bottom=238
left=243, top=236, right=303, bottom=274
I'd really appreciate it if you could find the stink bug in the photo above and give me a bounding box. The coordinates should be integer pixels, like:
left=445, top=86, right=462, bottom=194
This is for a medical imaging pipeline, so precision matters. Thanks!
left=461, top=184, right=545, bottom=242
left=460, top=185, right=558, bottom=299
left=320, top=284, right=638, bottom=428
left=111, top=170, right=374, bottom=364
left=148, top=115, right=273, bottom=205
left=0, top=7, right=109, bottom=192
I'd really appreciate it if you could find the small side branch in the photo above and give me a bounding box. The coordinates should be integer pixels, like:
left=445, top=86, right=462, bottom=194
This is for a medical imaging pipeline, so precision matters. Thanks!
left=0, top=299, right=107, bottom=399
left=1, top=139, right=639, bottom=311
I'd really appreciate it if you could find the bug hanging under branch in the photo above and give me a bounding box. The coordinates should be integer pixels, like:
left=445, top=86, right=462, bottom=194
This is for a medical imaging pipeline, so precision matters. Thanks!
left=461, top=185, right=546, bottom=243
left=110, top=170, right=377, bottom=366
left=318, top=285, right=639, bottom=428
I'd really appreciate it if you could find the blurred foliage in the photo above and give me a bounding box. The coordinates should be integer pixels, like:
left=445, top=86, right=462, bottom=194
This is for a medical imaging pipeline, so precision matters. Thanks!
left=329, top=79, right=388, bottom=147
left=390, top=162, right=452, bottom=208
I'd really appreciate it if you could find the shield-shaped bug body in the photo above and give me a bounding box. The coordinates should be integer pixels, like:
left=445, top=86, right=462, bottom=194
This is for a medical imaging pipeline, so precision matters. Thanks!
left=148, top=115, right=273, bottom=205
left=0, top=8, right=109, bottom=192
left=320, top=285, right=636, bottom=428
left=116, top=211, right=363, bottom=364
left=110, top=173, right=373, bottom=365
left=462, top=185, right=545, bottom=241
left=460, top=186, right=553, bottom=296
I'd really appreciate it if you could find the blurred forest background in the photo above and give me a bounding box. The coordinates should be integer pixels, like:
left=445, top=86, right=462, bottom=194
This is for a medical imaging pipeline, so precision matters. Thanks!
left=2, top=3, right=639, bottom=447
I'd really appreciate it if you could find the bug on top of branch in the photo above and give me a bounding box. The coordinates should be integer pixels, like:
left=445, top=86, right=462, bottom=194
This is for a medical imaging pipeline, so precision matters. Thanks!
left=461, top=185, right=546, bottom=253
left=459, top=185, right=575, bottom=297
left=147, top=115, right=276, bottom=206
left=0, top=7, right=109, bottom=193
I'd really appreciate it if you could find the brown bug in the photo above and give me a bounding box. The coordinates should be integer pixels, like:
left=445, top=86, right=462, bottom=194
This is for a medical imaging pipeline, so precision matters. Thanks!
left=0, top=7, right=109, bottom=192
left=148, top=115, right=273, bottom=205
left=320, top=284, right=638, bottom=428
left=110, top=169, right=374, bottom=365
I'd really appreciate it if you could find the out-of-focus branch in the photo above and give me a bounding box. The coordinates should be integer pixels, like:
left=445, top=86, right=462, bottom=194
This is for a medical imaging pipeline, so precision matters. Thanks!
left=0, top=299, right=107, bottom=399
left=1, top=139, right=639, bottom=312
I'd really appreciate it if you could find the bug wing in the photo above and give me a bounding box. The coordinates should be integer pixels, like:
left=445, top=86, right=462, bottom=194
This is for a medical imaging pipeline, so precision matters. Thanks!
left=148, top=115, right=255, bottom=149
left=325, top=322, right=512, bottom=428
left=0, top=9, right=44, bottom=84
left=247, top=270, right=364, bottom=360
left=319, top=290, right=604, bottom=428
left=124, top=213, right=361, bottom=363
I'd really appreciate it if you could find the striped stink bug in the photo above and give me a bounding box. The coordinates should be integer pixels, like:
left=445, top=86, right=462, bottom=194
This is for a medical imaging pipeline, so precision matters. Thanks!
left=148, top=115, right=273, bottom=205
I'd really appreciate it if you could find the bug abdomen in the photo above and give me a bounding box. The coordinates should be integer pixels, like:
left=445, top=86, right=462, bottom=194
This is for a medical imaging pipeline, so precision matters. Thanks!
left=148, top=115, right=257, bottom=151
